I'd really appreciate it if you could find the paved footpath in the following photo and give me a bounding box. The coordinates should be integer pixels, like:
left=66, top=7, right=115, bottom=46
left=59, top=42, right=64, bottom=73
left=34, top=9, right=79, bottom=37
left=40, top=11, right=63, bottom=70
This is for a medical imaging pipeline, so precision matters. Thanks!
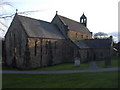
left=0, top=67, right=120, bottom=74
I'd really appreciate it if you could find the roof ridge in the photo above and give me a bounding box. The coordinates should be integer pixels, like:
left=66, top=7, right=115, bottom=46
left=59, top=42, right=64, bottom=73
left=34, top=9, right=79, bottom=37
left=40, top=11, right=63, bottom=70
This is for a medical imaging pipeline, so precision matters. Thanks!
left=15, top=14, right=65, bottom=39
left=57, top=15, right=67, bottom=26
left=58, top=14, right=90, bottom=30
left=58, top=15, right=80, bottom=25
left=57, top=14, right=91, bottom=33
left=17, top=14, right=51, bottom=24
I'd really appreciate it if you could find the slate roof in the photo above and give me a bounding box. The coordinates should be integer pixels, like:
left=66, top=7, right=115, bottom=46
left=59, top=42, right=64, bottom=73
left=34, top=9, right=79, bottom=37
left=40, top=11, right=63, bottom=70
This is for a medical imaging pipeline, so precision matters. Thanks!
left=58, top=15, right=91, bottom=34
left=73, top=40, right=90, bottom=49
left=84, top=39, right=111, bottom=49
left=73, top=39, right=111, bottom=49
left=17, top=15, right=65, bottom=39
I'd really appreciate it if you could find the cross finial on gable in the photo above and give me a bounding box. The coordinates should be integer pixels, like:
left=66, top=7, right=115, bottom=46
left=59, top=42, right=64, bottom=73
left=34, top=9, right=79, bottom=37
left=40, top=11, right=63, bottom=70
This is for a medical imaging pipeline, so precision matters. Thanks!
left=16, top=9, right=18, bottom=14
left=56, top=11, right=58, bottom=14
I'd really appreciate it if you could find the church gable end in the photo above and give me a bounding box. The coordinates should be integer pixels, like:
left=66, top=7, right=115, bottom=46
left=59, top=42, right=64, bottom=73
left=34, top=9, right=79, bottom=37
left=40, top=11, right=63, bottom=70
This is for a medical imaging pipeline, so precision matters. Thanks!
left=54, top=14, right=92, bottom=40
left=5, top=14, right=29, bottom=68
left=51, top=14, right=68, bottom=38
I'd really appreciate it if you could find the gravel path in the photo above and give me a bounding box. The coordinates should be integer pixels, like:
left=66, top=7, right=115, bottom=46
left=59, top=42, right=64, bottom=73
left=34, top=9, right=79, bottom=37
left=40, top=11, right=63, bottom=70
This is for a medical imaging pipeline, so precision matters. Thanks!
left=1, top=67, right=120, bottom=74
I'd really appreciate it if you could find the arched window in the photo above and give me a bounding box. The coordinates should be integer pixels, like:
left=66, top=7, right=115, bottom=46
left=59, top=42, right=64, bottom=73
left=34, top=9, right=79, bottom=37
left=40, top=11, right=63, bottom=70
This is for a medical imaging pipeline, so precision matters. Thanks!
left=46, top=41, right=49, bottom=54
left=81, top=35, right=83, bottom=38
left=35, top=40, right=37, bottom=56
left=13, top=33, right=16, bottom=47
left=76, top=33, right=78, bottom=38
left=54, top=41, right=57, bottom=54
left=86, top=35, right=88, bottom=39
left=84, top=19, right=86, bottom=22
left=81, top=19, right=83, bottom=23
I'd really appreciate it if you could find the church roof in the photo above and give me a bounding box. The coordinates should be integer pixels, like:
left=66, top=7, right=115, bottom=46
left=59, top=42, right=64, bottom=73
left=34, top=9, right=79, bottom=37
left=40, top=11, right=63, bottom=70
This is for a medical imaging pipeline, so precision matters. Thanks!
left=73, top=40, right=90, bottom=49
left=17, top=15, right=65, bottom=39
left=73, top=39, right=111, bottom=49
left=84, top=39, right=111, bottom=49
left=58, top=15, right=90, bottom=34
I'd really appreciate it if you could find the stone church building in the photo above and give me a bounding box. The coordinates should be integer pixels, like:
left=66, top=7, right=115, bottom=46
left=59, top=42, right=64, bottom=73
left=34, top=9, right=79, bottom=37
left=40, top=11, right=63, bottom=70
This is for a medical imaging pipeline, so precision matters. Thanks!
left=4, top=12, right=113, bottom=69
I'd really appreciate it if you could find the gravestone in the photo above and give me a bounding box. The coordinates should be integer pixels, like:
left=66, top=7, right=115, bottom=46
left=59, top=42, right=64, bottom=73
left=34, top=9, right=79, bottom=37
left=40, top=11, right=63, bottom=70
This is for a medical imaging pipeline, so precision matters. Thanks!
left=89, top=61, right=100, bottom=69
left=74, top=57, right=80, bottom=67
left=105, top=58, right=111, bottom=66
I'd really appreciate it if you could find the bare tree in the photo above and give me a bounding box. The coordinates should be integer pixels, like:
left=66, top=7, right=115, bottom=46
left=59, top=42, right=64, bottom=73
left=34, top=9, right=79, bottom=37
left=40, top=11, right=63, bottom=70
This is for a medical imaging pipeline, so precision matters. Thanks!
left=0, top=0, right=45, bottom=36
left=0, top=0, right=14, bottom=33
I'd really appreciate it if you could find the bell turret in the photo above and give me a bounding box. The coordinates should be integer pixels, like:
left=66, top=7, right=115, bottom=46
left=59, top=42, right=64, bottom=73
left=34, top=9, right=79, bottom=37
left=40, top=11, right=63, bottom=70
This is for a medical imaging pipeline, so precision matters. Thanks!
left=80, top=13, right=87, bottom=27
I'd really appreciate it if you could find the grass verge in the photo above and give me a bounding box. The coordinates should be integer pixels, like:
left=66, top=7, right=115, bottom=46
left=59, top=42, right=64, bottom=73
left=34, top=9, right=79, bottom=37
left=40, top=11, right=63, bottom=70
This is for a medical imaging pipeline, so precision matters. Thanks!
left=2, top=56, right=120, bottom=71
left=97, top=56, right=120, bottom=68
left=2, top=71, right=119, bottom=88
left=35, top=62, right=89, bottom=71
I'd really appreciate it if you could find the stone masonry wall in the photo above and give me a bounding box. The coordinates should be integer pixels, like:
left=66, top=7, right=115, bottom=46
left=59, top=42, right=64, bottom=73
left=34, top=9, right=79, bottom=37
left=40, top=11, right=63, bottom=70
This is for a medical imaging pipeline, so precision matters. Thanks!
left=27, top=38, right=74, bottom=69
left=67, top=30, right=92, bottom=40
left=5, top=15, right=28, bottom=69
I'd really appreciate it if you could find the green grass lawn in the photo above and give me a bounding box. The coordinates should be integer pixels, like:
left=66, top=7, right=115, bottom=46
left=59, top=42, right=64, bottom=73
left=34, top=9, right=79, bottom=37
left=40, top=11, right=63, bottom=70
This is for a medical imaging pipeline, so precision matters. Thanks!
left=2, top=65, right=18, bottom=70
left=37, top=56, right=119, bottom=71
left=35, top=62, right=89, bottom=71
left=2, top=71, right=119, bottom=88
left=2, top=62, right=89, bottom=71
left=2, top=56, right=119, bottom=88
left=2, top=56, right=120, bottom=71
left=97, top=56, right=120, bottom=68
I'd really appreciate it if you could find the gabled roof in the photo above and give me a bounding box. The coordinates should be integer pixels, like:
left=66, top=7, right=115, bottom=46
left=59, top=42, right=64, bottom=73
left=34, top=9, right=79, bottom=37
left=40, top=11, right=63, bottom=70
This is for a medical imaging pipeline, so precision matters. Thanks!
left=17, top=15, right=65, bottom=39
left=57, top=15, right=91, bottom=34
left=84, top=39, right=111, bottom=49
left=73, top=39, right=111, bottom=49
left=73, top=40, right=90, bottom=49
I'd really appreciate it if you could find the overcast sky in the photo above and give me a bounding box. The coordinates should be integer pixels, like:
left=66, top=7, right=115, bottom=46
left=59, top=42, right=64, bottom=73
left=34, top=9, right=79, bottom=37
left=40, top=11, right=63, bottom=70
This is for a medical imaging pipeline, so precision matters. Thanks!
left=0, top=0, right=119, bottom=41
